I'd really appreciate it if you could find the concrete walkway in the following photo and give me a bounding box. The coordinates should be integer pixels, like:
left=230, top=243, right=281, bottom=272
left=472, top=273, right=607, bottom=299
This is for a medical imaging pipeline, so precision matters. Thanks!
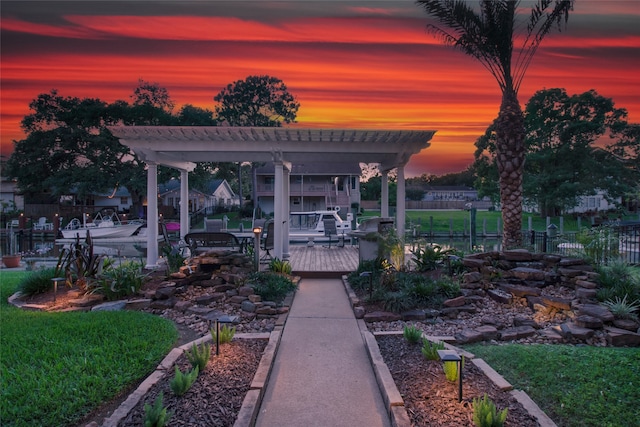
left=255, top=278, right=390, bottom=427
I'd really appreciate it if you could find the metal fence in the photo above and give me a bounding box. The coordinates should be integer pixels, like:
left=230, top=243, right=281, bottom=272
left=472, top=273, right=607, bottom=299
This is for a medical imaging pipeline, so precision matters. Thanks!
left=522, top=221, right=640, bottom=264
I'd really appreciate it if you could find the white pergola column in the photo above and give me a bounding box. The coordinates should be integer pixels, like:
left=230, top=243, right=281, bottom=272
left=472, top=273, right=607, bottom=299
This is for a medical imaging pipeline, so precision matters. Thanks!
left=381, top=171, right=389, bottom=218
left=396, top=164, right=406, bottom=240
left=180, top=170, right=189, bottom=239
left=282, top=166, right=290, bottom=259
left=146, top=162, right=159, bottom=269
left=273, top=162, right=284, bottom=259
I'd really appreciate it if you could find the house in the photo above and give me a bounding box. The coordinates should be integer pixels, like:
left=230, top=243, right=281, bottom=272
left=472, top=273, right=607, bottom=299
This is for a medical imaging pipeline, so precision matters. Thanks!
left=158, top=179, right=239, bottom=214
left=566, top=190, right=620, bottom=214
left=255, top=162, right=361, bottom=215
left=0, top=174, right=24, bottom=214
left=421, top=186, right=479, bottom=202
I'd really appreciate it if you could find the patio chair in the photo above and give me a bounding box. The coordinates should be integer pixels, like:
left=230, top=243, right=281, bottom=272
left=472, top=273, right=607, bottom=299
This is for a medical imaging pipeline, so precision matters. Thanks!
left=260, top=220, right=275, bottom=262
left=323, top=218, right=344, bottom=248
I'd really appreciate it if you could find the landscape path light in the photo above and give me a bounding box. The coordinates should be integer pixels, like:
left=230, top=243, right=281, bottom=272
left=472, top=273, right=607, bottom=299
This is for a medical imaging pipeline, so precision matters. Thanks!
left=360, top=271, right=373, bottom=299
left=253, top=226, right=262, bottom=271
left=51, top=277, right=65, bottom=303
left=437, top=349, right=463, bottom=402
left=214, top=315, right=239, bottom=356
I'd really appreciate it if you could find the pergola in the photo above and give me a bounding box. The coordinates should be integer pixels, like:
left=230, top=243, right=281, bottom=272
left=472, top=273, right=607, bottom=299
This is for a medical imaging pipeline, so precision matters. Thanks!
left=107, top=126, right=436, bottom=268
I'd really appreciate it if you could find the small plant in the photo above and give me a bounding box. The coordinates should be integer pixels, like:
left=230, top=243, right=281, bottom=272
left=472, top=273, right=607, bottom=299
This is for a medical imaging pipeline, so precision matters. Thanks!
left=161, top=244, right=186, bottom=274
left=421, top=339, right=445, bottom=360
left=268, top=257, right=292, bottom=274
left=602, top=295, right=640, bottom=321
left=90, top=260, right=147, bottom=300
left=169, top=365, right=199, bottom=396
left=411, top=244, right=455, bottom=272
left=17, top=267, right=57, bottom=296
left=403, top=325, right=422, bottom=344
left=143, top=392, right=173, bottom=427
left=186, top=342, right=211, bottom=372
left=56, top=232, right=106, bottom=292
left=443, top=359, right=458, bottom=382
left=210, top=324, right=236, bottom=344
left=249, top=271, right=297, bottom=304
left=473, top=393, right=508, bottom=427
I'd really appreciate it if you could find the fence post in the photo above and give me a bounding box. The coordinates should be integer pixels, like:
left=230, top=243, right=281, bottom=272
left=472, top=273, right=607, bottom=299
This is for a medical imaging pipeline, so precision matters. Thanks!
left=470, top=208, right=477, bottom=250
left=542, top=232, right=548, bottom=253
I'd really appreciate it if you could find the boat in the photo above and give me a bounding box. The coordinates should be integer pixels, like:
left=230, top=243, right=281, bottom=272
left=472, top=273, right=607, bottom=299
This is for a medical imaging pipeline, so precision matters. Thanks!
left=288, top=209, right=353, bottom=241
left=60, top=209, right=144, bottom=239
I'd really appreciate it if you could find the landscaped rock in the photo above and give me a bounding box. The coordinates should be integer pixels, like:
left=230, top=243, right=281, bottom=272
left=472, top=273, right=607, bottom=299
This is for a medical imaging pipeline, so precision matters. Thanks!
left=557, top=267, right=583, bottom=278
left=241, top=300, right=256, bottom=313
left=605, top=326, right=640, bottom=347
left=125, top=298, right=152, bottom=311
left=237, top=286, right=254, bottom=297
left=574, top=315, right=603, bottom=329
left=364, top=311, right=402, bottom=323
left=443, top=296, right=466, bottom=307
left=402, top=309, right=426, bottom=321
left=501, top=249, right=533, bottom=262
left=509, top=267, right=546, bottom=281
left=513, top=316, right=539, bottom=329
left=199, top=277, right=224, bottom=287
left=575, top=287, right=597, bottom=300
left=613, top=319, right=640, bottom=332
left=248, top=294, right=262, bottom=303
left=196, top=294, right=217, bottom=305
left=575, top=279, right=598, bottom=289
left=211, top=284, right=235, bottom=292
left=463, top=271, right=483, bottom=283
left=155, top=287, right=176, bottom=300
left=497, top=283, right=541, bottom=298
left=557, top=322, right=595, bottom=340
left=499, top=326, right=536, bottom=341
left=150, top=298, right=176, bottom=309
left=475, top=325, right=499, bottom=340
left=91, top=301, right=126, bottom=311
left=70, top=294, right=104, bottom=307
left=454, top=329, right=485, bottom=344
left=173, top=300, right=191, bottom=312
left=487, top=289, right=512, bottom=304
left=353, top=306, right=366, bottom=319
left=540, top=295, right=573, bottom=311
left=576, top=303, right=614, bottom=322
left=228, top=295, right=248, bottom=305
left=255, top=306, right=277, bottom=315
left=462, top=258, right=487, bottom=270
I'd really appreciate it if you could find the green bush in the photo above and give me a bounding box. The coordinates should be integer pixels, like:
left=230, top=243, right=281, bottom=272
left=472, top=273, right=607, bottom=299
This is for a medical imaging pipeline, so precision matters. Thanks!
left=602, top=295, right=640, bottom=321
left=144, top=392, right=173, bottom=427
left=17, top=267, right=58, bottom=296
left=211, top=324, right=236, bottom=344
left=186, top=342, right=211, bottom=372
left=596, top=259, right=640, bottom=305
left=473, top=394, right=508, bottom=427
left=443, top=359, right=458, bottom=382
left=161, top=244, right=186, bottom=274
left=410, top=243, right=456, bottom=272
left=421, top=339, right=445, bottom=360
left=403, top=325, right=422, bottom=344
left=249, top=272, right=297, bottom=304
left=170, top=365, right=199, bottom=396
left=90, top=260, right=147, bottom=300
left=268, top=257, right=292, bottom=274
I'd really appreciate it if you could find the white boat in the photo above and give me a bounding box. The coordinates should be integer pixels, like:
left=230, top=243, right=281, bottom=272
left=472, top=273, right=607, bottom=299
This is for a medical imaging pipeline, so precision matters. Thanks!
left=289, top=209, right=352, bottom=240
left=61, top=209, right=144, bottom=239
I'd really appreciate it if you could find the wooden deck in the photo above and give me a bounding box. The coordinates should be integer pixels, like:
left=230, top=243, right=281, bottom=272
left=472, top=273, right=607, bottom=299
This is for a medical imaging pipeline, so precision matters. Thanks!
left=287, top=244, right=359, bottom=277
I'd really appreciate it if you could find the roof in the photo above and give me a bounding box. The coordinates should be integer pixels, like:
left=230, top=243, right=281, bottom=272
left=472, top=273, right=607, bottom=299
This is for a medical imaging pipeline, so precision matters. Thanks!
left=256, top=162, right=362, bottom=175
left=107, top=126, right=436, bottom=172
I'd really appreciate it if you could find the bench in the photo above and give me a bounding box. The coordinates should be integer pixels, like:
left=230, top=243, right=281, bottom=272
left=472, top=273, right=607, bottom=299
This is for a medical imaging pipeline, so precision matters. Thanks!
left=184, top=232, right=241, bottom=254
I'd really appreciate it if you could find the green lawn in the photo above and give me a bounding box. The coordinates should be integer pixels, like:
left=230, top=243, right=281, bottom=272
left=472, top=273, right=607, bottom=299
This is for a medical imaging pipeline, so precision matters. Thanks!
left=0, top=271, right=178, bottom=427
left=465, top=343, right=640, bottom=427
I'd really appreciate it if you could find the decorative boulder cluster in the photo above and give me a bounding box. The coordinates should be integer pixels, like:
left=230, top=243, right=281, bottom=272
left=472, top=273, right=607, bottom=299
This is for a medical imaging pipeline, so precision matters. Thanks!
left=456, top=250, right=640, bottom=347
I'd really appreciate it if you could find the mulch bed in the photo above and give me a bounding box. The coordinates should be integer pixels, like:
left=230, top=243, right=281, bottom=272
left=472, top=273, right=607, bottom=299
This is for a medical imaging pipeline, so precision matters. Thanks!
left=117, top=339, right=267, bottom=427
left=376, top=334, right=538, bottom=427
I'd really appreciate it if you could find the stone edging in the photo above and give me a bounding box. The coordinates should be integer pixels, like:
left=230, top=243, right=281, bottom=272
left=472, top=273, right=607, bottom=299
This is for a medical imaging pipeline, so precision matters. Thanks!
left=341, top=275, right=558, bottom=427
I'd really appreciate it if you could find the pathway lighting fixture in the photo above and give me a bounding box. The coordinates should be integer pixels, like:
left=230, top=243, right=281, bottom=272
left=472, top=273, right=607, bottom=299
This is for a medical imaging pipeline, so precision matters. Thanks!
left=214, top=315, right=239, bottom=355
left=437, top=349, right=463, bottom=402
left=547, top=223, right=558, bottom=238
left=360, top=271, right=373, bottom=300
left=253, top=227, right=262, bottom=271
left=51, top=277, right=65, bottom=303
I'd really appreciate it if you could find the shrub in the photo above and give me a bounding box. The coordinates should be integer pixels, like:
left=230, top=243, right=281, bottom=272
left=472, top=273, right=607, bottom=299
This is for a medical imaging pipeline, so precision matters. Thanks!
left=90, top=260, right=147, bottom=300
left=596, top=259, right=640, bottom=304
left=57, top=233, right=106, bottom=292
left=210, top=324, right=236, bottom=344
left=421, top=339, right=445, bottom=360
left=161, top=244, right=185, bottom=274
left=383, top=290, right=413, bottom=313
left=403, top=325, right=422, bottom=344
left=17, top=267, right=57, bottom=296
left=268, top=257, right=292, bottom=274
left=443, top=359, right=458, bottom=382
left=473, top=394, right=508, bottom=427
left=144, top=392, right=173, bottom=427
left=602, top=295, right=640, bottom=321
left=186, top=342, right=211, bottom=372
left=250, top=272, right=297, bottom=304
left=170, top=365, right=199, bottom=396
left=411, top=244, right=455, bottom=272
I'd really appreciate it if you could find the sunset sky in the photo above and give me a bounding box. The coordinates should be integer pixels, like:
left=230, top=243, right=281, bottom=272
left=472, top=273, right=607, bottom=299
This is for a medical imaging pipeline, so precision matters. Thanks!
left=2, top=0, right=639, bottom=176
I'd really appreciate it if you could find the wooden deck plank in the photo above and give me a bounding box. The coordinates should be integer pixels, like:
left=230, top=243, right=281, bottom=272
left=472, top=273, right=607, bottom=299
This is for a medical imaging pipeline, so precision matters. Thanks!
left=288, top=245, right=359, bottom=273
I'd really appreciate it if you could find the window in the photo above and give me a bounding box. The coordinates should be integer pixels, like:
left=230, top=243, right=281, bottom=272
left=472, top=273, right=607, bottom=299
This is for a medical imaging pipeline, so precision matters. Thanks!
left=120, top=197, right=128, bottom=205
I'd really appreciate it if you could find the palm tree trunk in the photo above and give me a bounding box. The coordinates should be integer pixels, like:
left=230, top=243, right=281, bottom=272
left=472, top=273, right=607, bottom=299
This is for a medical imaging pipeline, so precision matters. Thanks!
left=495, top=91, right=525, bottom=249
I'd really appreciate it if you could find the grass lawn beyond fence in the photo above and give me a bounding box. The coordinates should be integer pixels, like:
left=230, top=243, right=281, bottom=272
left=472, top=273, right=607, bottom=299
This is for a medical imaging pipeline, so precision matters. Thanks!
left=465, top=343, right=640, bottom=427
left=0, top=271, right=178, bottom=427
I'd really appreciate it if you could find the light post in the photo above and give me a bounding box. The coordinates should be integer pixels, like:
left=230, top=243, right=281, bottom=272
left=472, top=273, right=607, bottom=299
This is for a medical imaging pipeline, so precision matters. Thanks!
left=437, top=349, right=463, bottom=402
left=253, top=226, right=262, bottom=271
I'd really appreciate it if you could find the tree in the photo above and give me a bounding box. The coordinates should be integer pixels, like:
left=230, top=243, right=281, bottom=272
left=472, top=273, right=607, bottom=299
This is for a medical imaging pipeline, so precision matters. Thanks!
left=473, top=88, right=636, bottom=215
left=416, top=0, right=574, bottom=248
left=213, top=75, right=300, bottom=211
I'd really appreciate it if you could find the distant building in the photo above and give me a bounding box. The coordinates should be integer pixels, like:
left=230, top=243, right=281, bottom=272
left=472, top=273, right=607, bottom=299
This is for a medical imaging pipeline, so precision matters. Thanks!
left=158, top=179, right=239, bottom=213
left=255, top=162, right=361, bottom=215
left=421, top=186, right=479, bottom=201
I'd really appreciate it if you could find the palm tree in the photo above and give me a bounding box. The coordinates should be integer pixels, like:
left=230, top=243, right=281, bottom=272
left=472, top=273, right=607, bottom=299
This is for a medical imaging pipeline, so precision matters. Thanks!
left=416, top=0, right=574, bottom=248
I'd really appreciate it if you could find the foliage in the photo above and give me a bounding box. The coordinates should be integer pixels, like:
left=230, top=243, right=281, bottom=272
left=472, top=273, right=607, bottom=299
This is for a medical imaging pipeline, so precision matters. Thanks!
left=421, top=339, right=445, bottom=361
left=161, top=244, right=186, bottom=274
left=268, top=257, right=292, bottom=275
left=249, top=272, right=297, bottom=304
left=443, top=359, right=459, bottom=382
left=90, top=260, right=147, bottom=300
left=17, top=267, right=57, bottom=297
left=378, top=229, right=406, bottom=271
left=170, top=365, right=199, bottom=397
left=473, top=394, right=508, bottom=427
left=1, top=302, right=178, bottom=426
left=403, top=325, right=423, bottom=344
left=186, top=342, right=211, bottom=373
left=602, top=295, right=640, bottom=321
left=214, top=75, right=300, bottom=127
left=211, top=324, right=236, bottom=345
left=57, top=233, right=106, bottom=292
left=595, top=259, right=640, bottom=305
left=410, top=243, right=456, bottom=272
left=465, top=344, right=640, bottom=427
left=576, top=226, right=620, bottom=265
left=144, top=392, right=173, bottom=427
